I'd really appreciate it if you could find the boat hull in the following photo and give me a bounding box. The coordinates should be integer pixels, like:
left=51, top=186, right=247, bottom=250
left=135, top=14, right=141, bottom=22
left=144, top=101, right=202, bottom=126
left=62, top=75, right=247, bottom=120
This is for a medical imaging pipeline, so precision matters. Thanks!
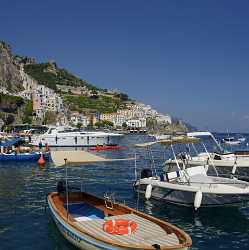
left=0, top=152, right=50, bottom=161
left=135, top=184, right=249, bottom=207
left=48, top=199, right=189, bottom=250
left=31, top=134, right=121, bottom=147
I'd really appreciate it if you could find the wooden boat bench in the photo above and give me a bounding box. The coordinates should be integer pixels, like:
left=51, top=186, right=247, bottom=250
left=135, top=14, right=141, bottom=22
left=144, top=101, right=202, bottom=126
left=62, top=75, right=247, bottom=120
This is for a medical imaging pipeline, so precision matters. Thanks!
left=75, top=213, right=179, bottom=247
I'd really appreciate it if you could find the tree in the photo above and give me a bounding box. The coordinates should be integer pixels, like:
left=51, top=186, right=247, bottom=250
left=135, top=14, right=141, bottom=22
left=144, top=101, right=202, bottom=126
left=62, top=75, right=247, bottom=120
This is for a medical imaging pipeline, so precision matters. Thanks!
left=94, top=121, right=103, bottom=128
left=4, top=114, right=15, bottom=125
left=22, top=101, right=33, bottom=124
left=116, top=92, right=129, bottom=101
left=76, top=122, right=82, bottom=129
left=146, top=117, right=157, bottom=130
left=91, top=89, right=98, bottom=95
left=122, top=122, right=127, bottom=129
left=44, top=111, right=57, bottom=125
left=94, top=120, right=113, bottom=128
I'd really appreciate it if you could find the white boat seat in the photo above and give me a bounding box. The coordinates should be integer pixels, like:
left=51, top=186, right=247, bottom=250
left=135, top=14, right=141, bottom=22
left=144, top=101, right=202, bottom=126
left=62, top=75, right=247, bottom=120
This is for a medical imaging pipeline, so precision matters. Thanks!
left=74, top=216, right=94, bottom=222
left=166, top=171, right=181, bottom=182
left=189, top=174, right=210, bottom=183
left=185, top=165, right=207, bottom=176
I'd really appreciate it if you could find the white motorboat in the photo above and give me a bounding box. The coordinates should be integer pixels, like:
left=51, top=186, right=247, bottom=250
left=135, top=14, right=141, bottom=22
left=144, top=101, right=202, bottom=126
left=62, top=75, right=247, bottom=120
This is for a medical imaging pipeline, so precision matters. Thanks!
left=238, top=136, right=246, bottom=143
left=31, top=126, right=123, bottom=147
left=150, top=134, right=171, bottom=140
left=222, top=137, right=242, bottom=145
left=177, top=131, right=249, bottom=173
left=134, top=137, right=249, bottom=210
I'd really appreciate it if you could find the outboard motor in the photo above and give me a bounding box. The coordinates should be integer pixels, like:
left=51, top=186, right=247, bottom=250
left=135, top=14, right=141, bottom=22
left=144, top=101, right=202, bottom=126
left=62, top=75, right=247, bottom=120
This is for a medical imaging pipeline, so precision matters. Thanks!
left=57, top=180, right=66, bottom=193
left=141, top=168, right=153, bottom=179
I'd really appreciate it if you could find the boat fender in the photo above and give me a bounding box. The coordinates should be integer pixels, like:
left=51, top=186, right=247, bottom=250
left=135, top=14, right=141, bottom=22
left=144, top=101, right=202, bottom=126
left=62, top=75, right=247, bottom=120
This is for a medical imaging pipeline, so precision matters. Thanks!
left=145, top=184, right=152, bottom=200
left=232, top=159, right=237, bottom=174
left=194, top=190, right=202, bottom=210
left=37, top=154, right=46, bottom=166
left=232, top=164, right=237, bottom=175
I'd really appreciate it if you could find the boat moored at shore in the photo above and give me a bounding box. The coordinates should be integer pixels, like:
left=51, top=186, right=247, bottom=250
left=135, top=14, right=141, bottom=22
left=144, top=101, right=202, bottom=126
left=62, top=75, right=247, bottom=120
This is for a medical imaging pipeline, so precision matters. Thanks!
left=31, top=126, right=123, bottom=147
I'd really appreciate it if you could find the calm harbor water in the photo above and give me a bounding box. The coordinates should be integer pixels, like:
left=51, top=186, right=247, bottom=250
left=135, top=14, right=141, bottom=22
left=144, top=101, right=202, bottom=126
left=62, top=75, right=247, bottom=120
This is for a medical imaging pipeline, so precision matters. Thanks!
left=1, top=134, right=249, bottom=250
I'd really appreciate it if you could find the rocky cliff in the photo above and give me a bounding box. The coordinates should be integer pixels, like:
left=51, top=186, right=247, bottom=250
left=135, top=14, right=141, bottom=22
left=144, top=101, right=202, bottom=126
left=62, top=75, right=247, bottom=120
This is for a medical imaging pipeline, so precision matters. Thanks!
left=0, top=41, right=24, bottom=92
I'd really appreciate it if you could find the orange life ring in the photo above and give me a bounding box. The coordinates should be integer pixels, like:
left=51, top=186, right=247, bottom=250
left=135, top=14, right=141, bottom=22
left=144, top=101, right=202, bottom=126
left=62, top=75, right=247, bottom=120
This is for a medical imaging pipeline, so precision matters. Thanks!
left=103, top=219, right=137, bottom=235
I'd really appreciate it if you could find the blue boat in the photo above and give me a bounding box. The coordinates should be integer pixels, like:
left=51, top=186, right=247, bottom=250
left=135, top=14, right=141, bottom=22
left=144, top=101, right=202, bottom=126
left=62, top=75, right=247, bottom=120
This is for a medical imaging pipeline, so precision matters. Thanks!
left=0, top=151, right=50, bottom=161
left=0, top=136, right=50, bottom=162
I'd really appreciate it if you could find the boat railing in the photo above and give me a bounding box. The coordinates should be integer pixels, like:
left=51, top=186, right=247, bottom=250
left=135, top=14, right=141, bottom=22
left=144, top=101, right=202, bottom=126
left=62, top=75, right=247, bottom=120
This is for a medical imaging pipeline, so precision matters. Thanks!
left=177, top=180, right=249, bottom=189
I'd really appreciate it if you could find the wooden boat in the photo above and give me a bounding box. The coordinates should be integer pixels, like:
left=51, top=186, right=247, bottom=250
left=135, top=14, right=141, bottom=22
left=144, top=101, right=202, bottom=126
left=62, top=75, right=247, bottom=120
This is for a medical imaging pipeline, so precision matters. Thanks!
left=48, top=150, right=192, bottom=250
left=48, top=189, right=192, bottom=250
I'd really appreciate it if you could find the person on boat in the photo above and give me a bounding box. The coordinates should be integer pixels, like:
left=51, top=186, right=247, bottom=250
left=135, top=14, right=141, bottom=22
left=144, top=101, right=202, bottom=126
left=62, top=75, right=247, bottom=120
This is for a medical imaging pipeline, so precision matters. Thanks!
left=15, top=145, right=20, bottom=154
left=38, top=141, right=42, bottom=150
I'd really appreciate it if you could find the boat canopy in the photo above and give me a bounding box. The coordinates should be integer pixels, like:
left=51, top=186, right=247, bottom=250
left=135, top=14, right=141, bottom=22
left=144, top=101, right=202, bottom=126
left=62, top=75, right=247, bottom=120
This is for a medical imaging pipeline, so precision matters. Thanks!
left=51, top=150, right=134, bottom=167
left=187, top=131, right=223, bottom=152
left=159, top=136, right=200, bottom=145
left=135, top=141, right=158, bottom=148
left=135, top=136, right=200, bottom=148
left=187, top=131, right=213, bottom=137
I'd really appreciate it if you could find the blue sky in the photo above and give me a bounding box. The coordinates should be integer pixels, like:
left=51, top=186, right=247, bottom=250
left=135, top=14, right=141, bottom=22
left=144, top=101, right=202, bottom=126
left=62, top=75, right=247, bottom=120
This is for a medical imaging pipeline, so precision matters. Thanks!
left=1, top=0, right=249, bottom=132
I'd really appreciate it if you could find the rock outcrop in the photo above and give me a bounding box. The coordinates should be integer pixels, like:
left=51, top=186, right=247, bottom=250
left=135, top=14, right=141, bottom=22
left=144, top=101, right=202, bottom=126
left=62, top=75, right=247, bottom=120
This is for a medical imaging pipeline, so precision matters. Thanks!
left=0, top=41, right=37, bottom=94
left=0, top=41, right=24, bottom=92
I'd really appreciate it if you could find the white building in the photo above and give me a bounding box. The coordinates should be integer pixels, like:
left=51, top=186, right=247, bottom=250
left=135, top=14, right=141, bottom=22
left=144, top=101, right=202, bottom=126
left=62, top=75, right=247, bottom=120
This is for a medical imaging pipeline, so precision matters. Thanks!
left=114, top=114, right=126, bottom=127
left=126, top=118, right=146, bottom=128
left=70, top=113, right=90, bottom=127
left=155, top=113, right=172, bottom=124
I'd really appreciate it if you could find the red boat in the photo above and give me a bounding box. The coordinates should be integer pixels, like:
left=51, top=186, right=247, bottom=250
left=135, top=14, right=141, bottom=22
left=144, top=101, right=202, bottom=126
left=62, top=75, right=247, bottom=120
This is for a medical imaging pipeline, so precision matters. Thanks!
left=89, top=145, right=124, bottom=151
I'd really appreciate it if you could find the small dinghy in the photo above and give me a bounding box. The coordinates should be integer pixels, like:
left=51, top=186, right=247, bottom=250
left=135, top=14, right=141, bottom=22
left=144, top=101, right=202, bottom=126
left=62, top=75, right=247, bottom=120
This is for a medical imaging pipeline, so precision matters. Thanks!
left=48, top=187, right=192, bottom=250
left=48, top=150, right=192, bottom=250
left=223, top=137, right=242, bottom=145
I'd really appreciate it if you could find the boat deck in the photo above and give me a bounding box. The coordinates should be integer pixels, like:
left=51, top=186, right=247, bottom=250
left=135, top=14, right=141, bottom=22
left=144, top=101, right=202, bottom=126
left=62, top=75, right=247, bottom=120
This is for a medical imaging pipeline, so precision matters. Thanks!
left=75, top=213, right=179, bottom=247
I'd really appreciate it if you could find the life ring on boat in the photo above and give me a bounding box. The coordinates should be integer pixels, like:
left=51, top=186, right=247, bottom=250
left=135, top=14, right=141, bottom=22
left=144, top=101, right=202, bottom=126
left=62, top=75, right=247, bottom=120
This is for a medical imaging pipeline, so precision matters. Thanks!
left=103, top=219, right=137, bottom=235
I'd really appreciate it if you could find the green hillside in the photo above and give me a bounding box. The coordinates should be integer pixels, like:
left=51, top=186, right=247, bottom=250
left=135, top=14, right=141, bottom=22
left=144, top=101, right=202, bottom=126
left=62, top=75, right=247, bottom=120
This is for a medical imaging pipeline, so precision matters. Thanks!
left=64, top=95, right=126, bottom=113
left=24, top=62, right=100, bottom=91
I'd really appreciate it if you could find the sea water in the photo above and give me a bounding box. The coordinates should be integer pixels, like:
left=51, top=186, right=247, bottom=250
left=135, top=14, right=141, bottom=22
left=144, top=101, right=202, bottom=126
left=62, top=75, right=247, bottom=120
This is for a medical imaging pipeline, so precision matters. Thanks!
left=0, top=134, right=249, bottom=250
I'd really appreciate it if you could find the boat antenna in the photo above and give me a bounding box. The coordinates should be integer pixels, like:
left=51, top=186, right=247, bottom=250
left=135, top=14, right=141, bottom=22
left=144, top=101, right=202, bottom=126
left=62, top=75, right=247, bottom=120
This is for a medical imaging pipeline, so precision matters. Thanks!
left=134, top=152, right=137, bottom=181
left=191, top=143, right=199, bottom=156
left=136, top=172, right=141, bottom=211
left=64, top=158, right=69, bottom=221
left=147, top=146, right=157, bottom=177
